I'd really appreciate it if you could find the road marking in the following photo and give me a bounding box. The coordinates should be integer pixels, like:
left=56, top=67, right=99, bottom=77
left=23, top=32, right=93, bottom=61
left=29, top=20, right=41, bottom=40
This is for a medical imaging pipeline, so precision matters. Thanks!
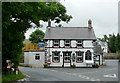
left=104, top=74, right=116, bottom=78
left=23, top=73, right=31, bottom=78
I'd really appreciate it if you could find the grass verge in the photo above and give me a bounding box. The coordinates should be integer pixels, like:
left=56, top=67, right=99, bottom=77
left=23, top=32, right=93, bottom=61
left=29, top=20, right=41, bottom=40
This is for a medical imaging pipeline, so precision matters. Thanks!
left=2, top=71, right=25, bottom=82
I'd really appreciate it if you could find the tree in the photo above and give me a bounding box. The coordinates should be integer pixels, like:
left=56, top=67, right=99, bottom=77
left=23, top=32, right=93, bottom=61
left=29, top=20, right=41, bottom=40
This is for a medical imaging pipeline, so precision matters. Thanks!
left=2, top=2, right=72, bottom=73
left=108, top=34, right=116, bottom=53
left=29, top=29, right=45, bottom=43
left=115, top=33, right=120, bottom=52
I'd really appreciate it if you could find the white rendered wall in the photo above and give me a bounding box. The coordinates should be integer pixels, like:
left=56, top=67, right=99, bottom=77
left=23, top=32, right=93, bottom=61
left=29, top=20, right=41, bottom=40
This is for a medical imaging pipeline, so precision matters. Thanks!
left=83, top=40, right=93, bottom=47
left=71, top=40, right=77, bottom=47
left=24, top=52, right=29, bottom=64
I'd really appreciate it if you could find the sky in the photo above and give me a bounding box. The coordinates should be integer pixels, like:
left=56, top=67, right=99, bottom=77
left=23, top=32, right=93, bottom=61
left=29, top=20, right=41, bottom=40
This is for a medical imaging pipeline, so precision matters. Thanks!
left=25, top=0, right=120, bottom=39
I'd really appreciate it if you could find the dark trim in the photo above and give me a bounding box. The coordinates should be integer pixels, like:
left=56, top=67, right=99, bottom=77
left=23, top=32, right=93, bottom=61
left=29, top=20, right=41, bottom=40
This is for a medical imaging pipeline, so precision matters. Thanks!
left=44, top=39, right=97, bottom=40
left=64, top=40, right=71, bottom=48
left=75, top=51, right=84, bottom=62
left=52, top=51, right=60, bottom=62
left=52, top=39, right=60, bottom=48
left=76, top=40, right=84, bottom=48
left=46, top=47, right=94, bottom=49
left=24, top=50, right=45, bottom=52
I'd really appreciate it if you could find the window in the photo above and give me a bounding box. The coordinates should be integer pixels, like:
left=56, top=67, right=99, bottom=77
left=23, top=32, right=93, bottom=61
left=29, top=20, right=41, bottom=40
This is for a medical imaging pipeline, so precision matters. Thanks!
left=77, top=40, right=83, bottom=47
left=64, top=52, right=71, bottom=62
left=76, top=51, right=83, bottom=62
left=53, top=40, right=59, bottom=47
left=35, top=54, right=40, bottom=60
left=52, top=51, right=60, bottom=62
left=65, top=40, right=70, bottom=47
left=85, top=50, right=92, bottom=60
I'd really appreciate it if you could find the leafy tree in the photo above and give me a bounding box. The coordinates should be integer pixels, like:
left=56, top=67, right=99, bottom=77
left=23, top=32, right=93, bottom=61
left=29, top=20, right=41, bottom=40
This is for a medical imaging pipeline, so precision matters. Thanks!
left=115, top=33, right=120, bottom=52
left=2, top=2, right=72, bottom=73
left=29, top=29, right=45, bottom=43
left=108, top=34, right=116, bottom=53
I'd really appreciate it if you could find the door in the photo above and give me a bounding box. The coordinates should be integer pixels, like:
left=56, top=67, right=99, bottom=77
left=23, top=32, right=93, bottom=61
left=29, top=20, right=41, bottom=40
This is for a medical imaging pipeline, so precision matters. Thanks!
left=63, top=52, right=71, bottom=67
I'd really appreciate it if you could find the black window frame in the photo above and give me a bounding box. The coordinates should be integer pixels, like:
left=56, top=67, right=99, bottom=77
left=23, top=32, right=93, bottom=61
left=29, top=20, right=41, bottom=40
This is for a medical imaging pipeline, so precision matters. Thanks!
left=35, top=55, right=40, bottom=60
left=52, top=51, right=60, bottom=62
left=76, top=40, right=83, bottom=48
left=85, top=50, right=92, bottom=60
left=64, top=52, right=71, bottom=63
left=53, top=40, right=59, bottom=47
left=65, top=40, right=71, bottom=47
left=76, top=51, right=84, bottom=62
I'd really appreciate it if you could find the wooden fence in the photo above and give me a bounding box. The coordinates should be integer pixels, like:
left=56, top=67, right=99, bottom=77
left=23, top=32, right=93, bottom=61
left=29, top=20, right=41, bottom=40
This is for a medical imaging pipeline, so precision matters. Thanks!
left=24, top=43, right=45, bottom=51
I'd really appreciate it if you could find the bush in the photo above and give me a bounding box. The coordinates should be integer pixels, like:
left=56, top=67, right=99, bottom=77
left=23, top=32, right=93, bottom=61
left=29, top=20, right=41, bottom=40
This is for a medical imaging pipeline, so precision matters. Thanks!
left=72, top=59, right=75, bottom=62
left=95, top=63, right=99, bottom=68
left=44, top=63, right=48, bottom=68
left=72, top=63, right=76, bottom=68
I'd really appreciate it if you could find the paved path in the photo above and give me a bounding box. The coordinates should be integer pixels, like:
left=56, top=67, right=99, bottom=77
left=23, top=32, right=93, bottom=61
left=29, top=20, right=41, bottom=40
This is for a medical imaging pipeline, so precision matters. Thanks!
left=19, top=60, right=119, bottom=81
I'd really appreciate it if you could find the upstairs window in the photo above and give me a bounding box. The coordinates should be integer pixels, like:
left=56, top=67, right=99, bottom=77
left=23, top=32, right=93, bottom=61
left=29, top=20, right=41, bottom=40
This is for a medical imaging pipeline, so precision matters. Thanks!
left=77, top=40, right=83, bottom=48
left=65, top=40, right=70, bottom=47
left=76, top=51, right=84, bottom=62
left=52, top=51, right=60, bottom=62
left=85, top=50, right=92, bottom=60
left=53, top=40, right=59, bottom=47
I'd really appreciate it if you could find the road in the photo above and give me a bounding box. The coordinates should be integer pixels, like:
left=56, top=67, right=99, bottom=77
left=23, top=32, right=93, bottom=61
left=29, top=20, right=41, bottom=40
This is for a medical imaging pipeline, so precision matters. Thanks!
left=19, top=60, right=119, bottom=81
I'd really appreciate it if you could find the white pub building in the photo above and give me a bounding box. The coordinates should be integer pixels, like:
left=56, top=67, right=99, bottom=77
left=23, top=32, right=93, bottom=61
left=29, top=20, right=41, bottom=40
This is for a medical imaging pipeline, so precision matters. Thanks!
left=44, top=20, right=103, bottom=67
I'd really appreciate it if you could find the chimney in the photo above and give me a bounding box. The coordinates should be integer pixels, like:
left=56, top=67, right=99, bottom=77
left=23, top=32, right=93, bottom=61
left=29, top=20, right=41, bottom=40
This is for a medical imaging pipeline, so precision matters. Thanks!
left=88, top=19, right=92, bottom=28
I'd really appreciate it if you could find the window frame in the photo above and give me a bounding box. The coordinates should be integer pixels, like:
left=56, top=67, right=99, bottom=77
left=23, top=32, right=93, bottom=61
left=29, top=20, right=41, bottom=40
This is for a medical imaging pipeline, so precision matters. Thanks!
left=53, top=40, right=59, bottom=47
left=52, top=51, right=60, bottom=63
left=35, top=54, right=40, bottom=60
left=65, top=40, right=71, bottom=48
left=76, top=51, right=84, bottom=63
left=85, top=50, right=92, bottom=60
left=64, top=52, right=71, bottom=63
left=76, top=40, right=83, bottom=48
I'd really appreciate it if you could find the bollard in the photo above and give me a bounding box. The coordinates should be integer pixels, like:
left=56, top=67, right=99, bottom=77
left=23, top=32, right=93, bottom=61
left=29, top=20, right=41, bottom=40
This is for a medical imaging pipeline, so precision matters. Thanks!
left=16, top=68, right=18, bottom=75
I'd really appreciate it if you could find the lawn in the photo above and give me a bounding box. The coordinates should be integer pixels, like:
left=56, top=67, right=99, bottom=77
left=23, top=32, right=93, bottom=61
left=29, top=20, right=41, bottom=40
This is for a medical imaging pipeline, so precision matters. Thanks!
left=2, top=71, right=25, bottom=82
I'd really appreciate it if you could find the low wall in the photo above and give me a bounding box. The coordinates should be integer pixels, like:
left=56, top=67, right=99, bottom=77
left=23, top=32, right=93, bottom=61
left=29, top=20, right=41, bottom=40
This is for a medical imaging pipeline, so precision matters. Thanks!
left=103, top=53, right=120, bottom=59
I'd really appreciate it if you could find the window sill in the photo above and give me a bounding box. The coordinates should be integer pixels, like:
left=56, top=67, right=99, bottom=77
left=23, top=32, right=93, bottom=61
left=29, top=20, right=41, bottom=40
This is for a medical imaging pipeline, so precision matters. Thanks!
left=53, top=46, right=59, bottom=48
left=53, top=61, right=60, bottom=63
left=76, top=61, right=83, bottom=63
left=77, top=46, right=83, bottom=48
left=65, top=47, right=70, bottom=48
left=64, top=61, right=70, bottom=63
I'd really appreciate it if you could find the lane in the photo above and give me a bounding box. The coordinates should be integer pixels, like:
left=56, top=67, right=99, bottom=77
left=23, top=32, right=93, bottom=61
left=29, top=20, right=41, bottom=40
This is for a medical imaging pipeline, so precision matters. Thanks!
left=19, top=60, right=118, bottom=81
left=19, top=66, right=91, bottom=81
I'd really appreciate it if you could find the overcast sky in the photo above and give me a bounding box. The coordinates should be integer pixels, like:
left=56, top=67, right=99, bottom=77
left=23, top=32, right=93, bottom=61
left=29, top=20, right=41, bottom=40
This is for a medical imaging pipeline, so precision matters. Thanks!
left=25, top=0, right=120, bottom=39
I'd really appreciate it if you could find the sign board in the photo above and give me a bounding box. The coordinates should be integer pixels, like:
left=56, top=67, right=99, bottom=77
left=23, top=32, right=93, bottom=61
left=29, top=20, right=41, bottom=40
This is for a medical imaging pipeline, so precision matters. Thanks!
left=47, top=58, right=51, bottom=64
left=6, top=60, right=11, bottom=63
left=7, top=65, right=11, bottom=68
left=38, top=44, right=44, bottom=47
left=8, top=63, right=14, bottom=66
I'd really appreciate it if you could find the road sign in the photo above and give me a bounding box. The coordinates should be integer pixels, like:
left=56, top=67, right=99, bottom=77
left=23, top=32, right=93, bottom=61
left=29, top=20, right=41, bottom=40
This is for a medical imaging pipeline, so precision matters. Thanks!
left=38, top=44, right=44, bottom=47
left=7, top=65, right=11, bottom=68
left=6, top=60, right=11, bottom=63
left=8, top=63, right=14, bottom=66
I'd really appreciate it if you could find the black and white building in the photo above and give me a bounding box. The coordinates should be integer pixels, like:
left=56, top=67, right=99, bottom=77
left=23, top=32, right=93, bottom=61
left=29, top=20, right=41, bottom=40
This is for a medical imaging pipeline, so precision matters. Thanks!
left=44, top=20, right=103, bottom=67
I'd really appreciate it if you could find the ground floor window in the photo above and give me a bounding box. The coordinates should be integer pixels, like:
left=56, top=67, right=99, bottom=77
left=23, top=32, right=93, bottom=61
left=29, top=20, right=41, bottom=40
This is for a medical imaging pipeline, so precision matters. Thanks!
left=85, top=50, right=92, bottom=60
left=52, top=51, right=60, bottom=62
left=76, top=51, right=84, bottom=62
left=63, top=52, right=71, bottom=63
left=35, top=54, right=40, bottom=60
